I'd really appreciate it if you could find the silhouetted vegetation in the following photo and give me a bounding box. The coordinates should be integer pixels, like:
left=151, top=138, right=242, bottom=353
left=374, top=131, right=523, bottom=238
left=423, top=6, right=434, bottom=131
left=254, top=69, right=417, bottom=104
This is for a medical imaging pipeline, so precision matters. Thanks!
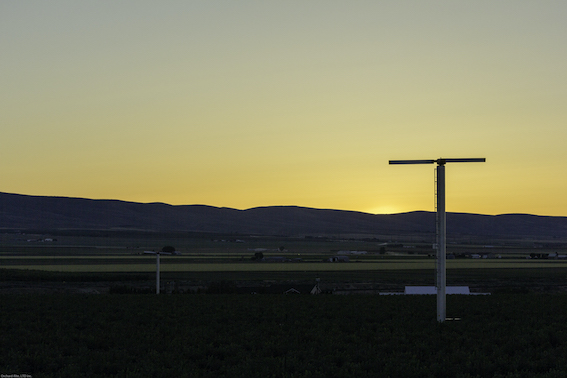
left=251, top=251, right=264, bottom=260
left=108, top=285, right=154, bottom=294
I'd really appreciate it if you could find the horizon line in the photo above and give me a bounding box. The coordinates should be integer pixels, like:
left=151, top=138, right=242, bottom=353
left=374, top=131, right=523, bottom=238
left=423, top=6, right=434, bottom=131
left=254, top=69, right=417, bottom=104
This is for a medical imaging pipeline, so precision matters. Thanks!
left=1, top=191, right=564, bottom=218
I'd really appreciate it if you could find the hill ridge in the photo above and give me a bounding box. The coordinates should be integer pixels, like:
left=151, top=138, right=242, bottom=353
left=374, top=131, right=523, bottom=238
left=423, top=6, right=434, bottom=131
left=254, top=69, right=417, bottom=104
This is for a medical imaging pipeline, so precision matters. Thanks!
left=1, top=192, right=567, bottom=238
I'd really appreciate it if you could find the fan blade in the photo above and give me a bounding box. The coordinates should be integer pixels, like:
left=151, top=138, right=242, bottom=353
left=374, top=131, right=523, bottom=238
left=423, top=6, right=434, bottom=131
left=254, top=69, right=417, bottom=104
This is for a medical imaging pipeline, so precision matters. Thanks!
left=389, top=159, right=436, bottom=165
left=442, top=158, right=486, bottom=163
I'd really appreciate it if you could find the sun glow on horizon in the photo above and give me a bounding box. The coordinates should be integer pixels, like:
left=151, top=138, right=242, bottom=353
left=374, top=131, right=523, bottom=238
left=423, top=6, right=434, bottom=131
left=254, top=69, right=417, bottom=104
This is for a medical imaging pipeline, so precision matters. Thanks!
left=365, top=205, right=407, bottom=215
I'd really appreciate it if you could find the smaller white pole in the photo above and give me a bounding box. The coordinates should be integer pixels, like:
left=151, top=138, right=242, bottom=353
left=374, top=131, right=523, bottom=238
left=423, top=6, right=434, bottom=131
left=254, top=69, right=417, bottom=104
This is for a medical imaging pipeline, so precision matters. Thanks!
left=156, top=253, right=160, bottom=294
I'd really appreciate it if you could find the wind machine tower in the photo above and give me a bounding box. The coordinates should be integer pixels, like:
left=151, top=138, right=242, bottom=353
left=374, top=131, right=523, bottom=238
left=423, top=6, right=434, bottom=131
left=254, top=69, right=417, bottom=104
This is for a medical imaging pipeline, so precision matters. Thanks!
left=389, top=158, right=485, bottom=322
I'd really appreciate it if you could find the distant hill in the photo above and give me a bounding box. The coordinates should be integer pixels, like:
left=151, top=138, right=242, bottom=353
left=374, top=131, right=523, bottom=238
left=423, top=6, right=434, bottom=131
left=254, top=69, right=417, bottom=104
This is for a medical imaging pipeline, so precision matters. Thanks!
left=1, top=192, right=567, bottom=239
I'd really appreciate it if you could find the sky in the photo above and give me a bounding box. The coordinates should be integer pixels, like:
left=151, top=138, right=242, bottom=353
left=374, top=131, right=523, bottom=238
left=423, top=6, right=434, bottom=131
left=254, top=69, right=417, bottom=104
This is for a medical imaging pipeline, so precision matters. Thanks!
left=1, top=1, right=566, bottom=216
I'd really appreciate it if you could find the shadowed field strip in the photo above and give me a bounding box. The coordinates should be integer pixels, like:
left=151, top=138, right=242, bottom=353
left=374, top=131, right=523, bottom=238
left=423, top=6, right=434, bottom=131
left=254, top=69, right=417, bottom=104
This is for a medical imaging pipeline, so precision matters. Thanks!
left=3, top=259, right=567, bottom=272
left=0, top=255, right=238, bottom=259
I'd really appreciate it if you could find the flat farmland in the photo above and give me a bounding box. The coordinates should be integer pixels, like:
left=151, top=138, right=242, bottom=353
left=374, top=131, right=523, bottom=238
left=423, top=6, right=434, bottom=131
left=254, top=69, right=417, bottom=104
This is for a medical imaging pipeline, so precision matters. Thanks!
left=2, top=232, right=567, bottom=293
left=3, top=255, right=567, bottom=272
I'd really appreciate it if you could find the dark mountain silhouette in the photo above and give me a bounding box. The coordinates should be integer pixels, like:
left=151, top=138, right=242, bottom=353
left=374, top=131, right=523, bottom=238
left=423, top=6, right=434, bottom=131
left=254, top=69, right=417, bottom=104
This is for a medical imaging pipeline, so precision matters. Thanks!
left=1, top=192, right=567, bottom=239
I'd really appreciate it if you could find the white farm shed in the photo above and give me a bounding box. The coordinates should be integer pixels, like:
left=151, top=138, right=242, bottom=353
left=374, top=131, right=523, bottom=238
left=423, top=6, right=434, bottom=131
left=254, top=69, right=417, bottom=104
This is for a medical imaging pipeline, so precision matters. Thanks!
left=404, top=286, right=471, bottom=295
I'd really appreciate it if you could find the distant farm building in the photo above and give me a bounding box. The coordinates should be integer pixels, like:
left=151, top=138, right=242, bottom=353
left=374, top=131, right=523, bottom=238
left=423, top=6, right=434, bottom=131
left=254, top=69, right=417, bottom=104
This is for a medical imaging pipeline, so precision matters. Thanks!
left=337, top=250, right=367, bottom=255
left=328, top=256, right=349, bottom=263
left=236, top=283, right=321, bottom=295
left=264, top=256, right=289, bottom=263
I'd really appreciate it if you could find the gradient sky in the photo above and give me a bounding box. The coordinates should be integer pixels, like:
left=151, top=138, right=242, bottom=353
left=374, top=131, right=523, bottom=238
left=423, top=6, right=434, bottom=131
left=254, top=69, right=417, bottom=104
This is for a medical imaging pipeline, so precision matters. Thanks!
left=2, top=1, right=566, bottom=216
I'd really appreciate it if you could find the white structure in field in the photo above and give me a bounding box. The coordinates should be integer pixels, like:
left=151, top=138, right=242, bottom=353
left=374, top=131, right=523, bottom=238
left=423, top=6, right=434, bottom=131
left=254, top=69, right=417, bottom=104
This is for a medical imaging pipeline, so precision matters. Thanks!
left=405, top=286, right=470, bottom=295
left=380, top=286, right=489, bottom=296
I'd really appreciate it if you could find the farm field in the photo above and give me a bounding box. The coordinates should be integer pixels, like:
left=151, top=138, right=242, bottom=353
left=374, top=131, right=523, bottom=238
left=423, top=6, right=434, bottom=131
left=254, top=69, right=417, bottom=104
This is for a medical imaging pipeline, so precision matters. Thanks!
left=3, top=293, right=567, bottom=377
left=2, top=231, right=567, bottom=293
left=3, top=258, right=567, bottom=272
left=3, top=233, right=567, bottom=376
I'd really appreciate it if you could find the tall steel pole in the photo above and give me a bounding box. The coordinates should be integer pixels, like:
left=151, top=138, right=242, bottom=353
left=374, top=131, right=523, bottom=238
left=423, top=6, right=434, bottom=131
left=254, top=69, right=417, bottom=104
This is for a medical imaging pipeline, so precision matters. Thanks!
left=389, top=157, right=485, bottom=322
left=436, top=162, right=446, bottom=322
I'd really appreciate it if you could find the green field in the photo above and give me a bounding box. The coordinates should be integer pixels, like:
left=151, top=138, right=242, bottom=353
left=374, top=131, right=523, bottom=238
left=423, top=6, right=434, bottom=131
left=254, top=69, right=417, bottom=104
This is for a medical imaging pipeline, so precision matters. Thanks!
left=3, top=258, right=567, bottom=272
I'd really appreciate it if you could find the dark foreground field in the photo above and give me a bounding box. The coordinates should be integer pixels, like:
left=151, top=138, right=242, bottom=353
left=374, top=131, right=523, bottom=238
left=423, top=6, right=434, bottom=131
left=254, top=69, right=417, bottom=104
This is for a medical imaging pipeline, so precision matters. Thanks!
left=2, top=294, right=567, bottom=378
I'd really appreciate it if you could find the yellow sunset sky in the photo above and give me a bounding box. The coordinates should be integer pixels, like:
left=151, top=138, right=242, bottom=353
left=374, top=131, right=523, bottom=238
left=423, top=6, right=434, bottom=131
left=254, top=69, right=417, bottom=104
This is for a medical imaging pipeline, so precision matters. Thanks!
left=1, top=1, right=566, bottom=216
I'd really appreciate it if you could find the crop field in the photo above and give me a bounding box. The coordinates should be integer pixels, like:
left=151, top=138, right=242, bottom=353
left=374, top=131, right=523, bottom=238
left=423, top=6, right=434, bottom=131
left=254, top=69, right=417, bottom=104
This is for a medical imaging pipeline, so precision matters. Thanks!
left=3, top=293, right=567, bottom=377
left=3, top=258, right=567, bottom=273
left=3, top=232, right=567, bottom=376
